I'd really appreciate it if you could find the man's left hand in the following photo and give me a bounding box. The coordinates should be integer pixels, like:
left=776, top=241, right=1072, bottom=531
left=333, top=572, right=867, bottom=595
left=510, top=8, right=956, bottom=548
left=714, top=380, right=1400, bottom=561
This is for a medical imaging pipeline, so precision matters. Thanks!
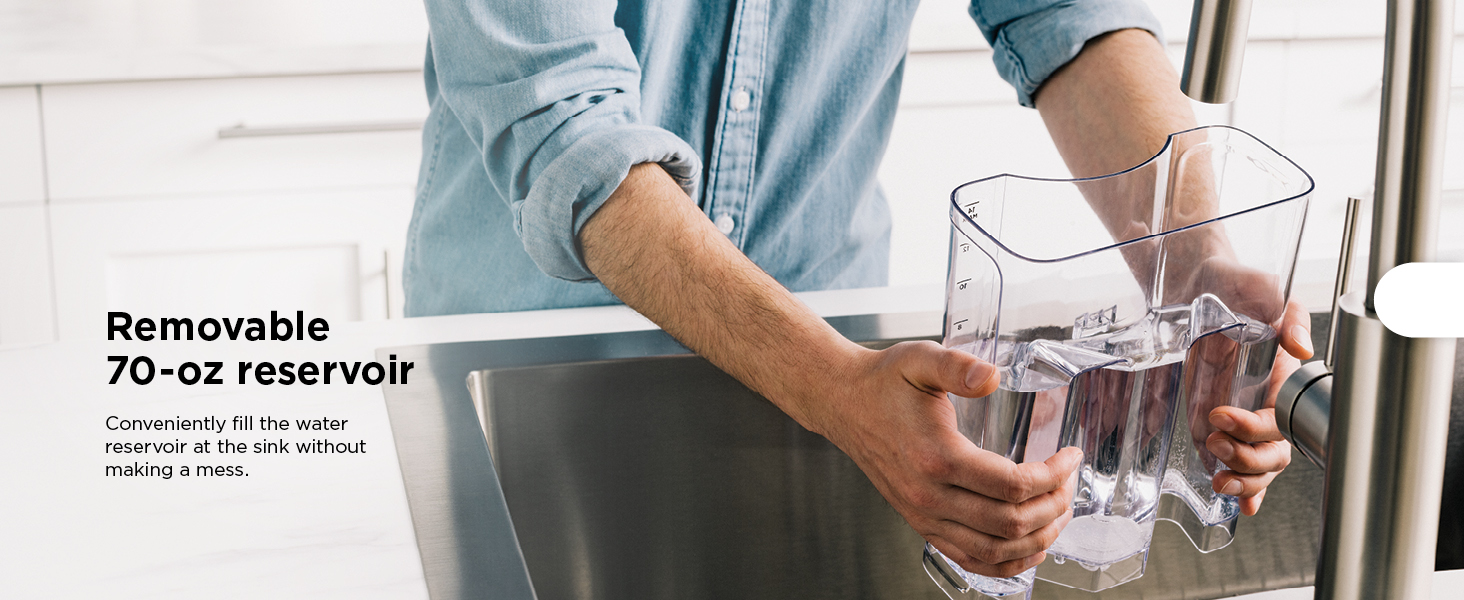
left=1206, top=298, right=1313, bottom=515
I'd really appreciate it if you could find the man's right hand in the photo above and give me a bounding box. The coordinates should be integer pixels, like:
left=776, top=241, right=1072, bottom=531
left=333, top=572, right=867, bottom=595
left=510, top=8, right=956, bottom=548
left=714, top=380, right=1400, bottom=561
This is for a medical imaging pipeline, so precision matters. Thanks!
left=581, top=164, right=1080, bottom=580
left=796, top=341, right=1082, bottom=579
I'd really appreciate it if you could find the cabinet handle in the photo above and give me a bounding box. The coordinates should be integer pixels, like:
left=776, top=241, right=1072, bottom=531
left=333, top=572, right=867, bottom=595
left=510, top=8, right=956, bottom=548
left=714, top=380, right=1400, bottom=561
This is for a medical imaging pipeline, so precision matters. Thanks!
left=218, top=119, right=424, bottom=139
left=383, top=249, right=394, bottom=320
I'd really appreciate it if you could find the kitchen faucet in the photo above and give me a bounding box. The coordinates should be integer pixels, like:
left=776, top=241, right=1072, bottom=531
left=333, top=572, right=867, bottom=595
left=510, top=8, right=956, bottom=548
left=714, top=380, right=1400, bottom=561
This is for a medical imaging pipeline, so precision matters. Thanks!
left=1182, top=0, right=1458, bottom=598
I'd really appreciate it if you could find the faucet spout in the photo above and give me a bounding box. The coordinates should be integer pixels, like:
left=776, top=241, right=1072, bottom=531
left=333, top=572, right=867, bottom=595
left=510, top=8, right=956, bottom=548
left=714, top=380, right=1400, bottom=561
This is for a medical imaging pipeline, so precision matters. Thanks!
left=1181, top=0, right=1253, bottom=103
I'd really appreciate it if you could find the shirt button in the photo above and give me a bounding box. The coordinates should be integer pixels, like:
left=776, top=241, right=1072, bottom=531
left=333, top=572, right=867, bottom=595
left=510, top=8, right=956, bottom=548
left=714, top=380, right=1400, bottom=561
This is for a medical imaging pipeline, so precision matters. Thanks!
left=730, top=88, right=751, bottom=112
left=714, top=214, right=736, bottom=235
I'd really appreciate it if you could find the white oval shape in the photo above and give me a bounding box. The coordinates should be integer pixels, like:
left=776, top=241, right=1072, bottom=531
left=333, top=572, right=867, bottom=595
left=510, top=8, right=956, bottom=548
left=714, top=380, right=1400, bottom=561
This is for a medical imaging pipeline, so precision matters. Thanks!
left=1374, top=263, right=1464, bottom=338
left=729, top=88, right=751, bottom=112
left=714, top=214, right=736, bottom=235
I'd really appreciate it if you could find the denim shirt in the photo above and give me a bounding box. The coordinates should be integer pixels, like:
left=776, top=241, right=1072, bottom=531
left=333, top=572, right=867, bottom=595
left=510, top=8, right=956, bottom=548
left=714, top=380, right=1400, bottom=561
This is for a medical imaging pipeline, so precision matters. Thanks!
left=405, top=0, right=1162, bottom=316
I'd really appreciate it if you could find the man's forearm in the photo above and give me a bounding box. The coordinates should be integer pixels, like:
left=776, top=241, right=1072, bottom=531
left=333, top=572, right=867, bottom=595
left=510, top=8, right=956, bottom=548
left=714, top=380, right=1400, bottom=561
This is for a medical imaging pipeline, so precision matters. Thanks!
left=1035, top=28, right=1204, bottom=244
left=579, top=163, right=863, bottom=430
left=1035, top=29, right=1195, bottom=180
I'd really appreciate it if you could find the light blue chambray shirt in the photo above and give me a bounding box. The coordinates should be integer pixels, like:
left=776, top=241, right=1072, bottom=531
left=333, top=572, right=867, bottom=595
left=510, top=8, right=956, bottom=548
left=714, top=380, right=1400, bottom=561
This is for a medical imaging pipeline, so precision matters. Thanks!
left=404, top=0, right=1163, bottom=316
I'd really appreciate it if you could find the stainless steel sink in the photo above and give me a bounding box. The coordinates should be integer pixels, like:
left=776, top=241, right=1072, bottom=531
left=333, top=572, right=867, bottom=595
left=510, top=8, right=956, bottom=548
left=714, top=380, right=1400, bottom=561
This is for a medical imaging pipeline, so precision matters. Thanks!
left=380, top=312, right=1333, bottom=600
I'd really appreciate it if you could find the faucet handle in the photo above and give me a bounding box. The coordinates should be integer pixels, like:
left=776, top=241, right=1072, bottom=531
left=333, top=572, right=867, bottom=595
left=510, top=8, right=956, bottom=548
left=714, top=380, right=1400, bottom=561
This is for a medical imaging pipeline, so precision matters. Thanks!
left=1325, top=197, right=1364, bottom=368
left=1277, top=361, right=1332, bottom=467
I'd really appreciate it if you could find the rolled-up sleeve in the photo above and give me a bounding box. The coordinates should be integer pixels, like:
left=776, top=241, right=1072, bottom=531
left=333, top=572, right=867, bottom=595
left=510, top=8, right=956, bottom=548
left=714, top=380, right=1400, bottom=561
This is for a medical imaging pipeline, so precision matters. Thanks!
left=424, top=0, right=702, bottom=281
left=969, top=0, right=1165, bottom=108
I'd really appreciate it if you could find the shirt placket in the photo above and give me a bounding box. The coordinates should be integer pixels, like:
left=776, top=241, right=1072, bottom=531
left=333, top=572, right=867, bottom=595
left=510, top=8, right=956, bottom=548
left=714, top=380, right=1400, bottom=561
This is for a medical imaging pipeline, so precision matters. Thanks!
left=703, top=0, right=769, bottom=249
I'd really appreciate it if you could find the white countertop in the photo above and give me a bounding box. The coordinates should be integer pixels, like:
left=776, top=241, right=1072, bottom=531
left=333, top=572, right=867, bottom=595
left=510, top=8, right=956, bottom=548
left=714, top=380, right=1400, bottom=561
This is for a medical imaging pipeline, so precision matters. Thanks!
left=0, top=285, right=942, bottom=599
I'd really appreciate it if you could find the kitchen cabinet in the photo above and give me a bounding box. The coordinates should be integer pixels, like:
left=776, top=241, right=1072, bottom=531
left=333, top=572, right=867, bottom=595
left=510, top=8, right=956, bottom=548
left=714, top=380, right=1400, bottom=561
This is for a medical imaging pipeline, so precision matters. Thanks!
left=0, top=204, right=57, bottom=345
left=48, top=189, right=412, bottom=341
left=2, top=71, right=426, bottom=343
left=0, top=85, right=53, bottom=345
left=37, top=72, right=426, bottom=341
left=41, top=73, right=425, bottom=201
left=0, top=86, right=45, bottom=205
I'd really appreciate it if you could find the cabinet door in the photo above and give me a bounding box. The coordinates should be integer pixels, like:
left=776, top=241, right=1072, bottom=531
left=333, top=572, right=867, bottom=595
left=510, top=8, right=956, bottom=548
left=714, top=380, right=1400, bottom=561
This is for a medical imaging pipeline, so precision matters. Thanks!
left=49, top=189, right=412, bottom=341
left=0, top=86, right=45, bottom=205
left=0, top=204, right=57, bottom=345
left=41, top=72, right=426, bottom=201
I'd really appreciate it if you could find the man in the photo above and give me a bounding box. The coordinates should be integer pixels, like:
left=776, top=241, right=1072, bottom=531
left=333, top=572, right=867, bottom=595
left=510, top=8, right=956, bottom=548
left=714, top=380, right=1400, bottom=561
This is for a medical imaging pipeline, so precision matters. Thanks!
left=406, top=0, right=1312, bottom=578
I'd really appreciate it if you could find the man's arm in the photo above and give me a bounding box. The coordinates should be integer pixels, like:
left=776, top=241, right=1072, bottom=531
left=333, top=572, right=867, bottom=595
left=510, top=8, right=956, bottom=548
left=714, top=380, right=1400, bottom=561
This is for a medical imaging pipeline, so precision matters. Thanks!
left=581, top=163, right=1082, bottom=578
left=1034, top=29, right=1313, bottom=515
left=424, top=0, right=1077, bottom=575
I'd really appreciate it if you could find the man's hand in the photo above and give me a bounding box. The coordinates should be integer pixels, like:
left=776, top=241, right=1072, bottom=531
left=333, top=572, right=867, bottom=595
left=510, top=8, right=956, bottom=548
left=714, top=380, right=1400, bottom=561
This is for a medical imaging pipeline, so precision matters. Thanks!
left=1036, top=28, right=1304, bottom=516
left=811, top=341, right=1082, bottom=579
left=1169, top=245, right=1313, bottom=515
left=581, top=164, right=1081, bottom=579
left=1170, top=247, right=1313, bottom=515
left=1206, top=299, right=1313, bottom=515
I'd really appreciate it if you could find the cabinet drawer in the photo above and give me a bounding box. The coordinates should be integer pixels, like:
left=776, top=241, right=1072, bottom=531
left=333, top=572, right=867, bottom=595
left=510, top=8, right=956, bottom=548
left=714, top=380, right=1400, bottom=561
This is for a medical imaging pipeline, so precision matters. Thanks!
left=49, top=189, right=412, bottom=340
left=0, top=86, right=45, bottom=205
left=42, top=72, right=427, bottom=201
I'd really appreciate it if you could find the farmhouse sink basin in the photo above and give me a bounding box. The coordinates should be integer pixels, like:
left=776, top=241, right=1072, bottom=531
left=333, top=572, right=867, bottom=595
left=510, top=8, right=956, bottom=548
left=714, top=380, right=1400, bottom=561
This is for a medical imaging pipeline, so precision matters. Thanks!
left=380, top=312, right=1333, bottom=600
